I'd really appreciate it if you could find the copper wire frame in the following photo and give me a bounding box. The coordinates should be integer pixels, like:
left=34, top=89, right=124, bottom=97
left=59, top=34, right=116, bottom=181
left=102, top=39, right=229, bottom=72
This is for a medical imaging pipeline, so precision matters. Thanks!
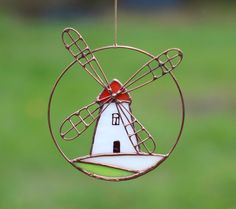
left=48, top=0, right=185, bottom=181
left=48, top=42, right=185, bottom=182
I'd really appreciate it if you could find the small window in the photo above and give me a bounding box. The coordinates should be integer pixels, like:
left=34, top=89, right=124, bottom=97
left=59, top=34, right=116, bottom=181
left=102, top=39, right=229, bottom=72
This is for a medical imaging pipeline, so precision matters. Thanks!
left=112, top=113, right=120, bottom=125
left=113, top=141, right=120, bottom=153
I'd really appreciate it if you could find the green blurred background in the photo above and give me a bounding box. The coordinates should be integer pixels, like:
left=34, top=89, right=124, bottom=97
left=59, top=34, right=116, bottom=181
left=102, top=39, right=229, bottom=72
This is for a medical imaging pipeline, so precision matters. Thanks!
left=0, top=0, right=236, bottom=209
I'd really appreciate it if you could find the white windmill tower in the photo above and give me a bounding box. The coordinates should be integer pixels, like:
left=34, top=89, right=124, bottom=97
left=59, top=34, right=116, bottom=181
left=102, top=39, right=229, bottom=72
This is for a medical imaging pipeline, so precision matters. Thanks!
left=59, top=28, right=183, bottom=174
left=91, top=79, right=139, bottom=156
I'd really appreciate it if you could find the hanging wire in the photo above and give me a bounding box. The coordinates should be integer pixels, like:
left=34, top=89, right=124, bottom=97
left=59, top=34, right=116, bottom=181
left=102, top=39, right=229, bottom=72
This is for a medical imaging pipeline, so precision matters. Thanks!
left=114, top=0, right=118, bottom=46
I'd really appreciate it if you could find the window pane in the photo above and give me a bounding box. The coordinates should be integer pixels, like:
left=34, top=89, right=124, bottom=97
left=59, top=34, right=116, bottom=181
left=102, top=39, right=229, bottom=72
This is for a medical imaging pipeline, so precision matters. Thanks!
left=112, top=113, right=120, bottom=125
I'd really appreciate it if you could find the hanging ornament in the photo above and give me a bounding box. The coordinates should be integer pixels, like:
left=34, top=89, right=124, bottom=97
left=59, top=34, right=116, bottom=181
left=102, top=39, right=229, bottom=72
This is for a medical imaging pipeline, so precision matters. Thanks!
left=48, top=0, right=185, bottom=182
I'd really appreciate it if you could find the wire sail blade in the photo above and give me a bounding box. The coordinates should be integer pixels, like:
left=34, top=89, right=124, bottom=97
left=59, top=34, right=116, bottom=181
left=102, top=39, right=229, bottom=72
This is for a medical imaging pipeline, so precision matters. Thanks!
left=62, top=28, right=110, bottom=89
left=60, top=100, right=112, bottom=141
left=123, top=48, right=183, bottom=93
left=117, top=103, right=157, bottom=154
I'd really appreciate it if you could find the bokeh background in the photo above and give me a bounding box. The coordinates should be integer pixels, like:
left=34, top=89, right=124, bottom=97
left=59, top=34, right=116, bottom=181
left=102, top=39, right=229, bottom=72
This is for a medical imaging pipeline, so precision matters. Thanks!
left=0, top=0, right=236, bottom=209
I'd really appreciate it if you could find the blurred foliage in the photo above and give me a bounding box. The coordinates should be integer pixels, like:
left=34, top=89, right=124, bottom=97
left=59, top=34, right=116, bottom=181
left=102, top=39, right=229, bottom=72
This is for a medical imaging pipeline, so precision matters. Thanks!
left=0, top=6, right=236, bottom=209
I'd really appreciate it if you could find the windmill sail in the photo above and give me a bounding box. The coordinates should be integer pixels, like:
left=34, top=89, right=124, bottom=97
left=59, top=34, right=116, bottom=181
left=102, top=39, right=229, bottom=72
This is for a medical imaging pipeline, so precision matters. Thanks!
left=123, top=48, right=183, bottom=93
left=60, top=99, right=113, bottom=141
left=117, top=103, right=156, bottom=154
left=62, top=28, right=110, bottom=89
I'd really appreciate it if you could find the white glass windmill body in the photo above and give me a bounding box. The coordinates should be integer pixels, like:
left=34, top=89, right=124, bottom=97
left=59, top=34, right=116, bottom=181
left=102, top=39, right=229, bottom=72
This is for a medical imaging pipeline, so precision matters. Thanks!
left=92, top=79, right=139, bottom=156
left=57, top=27, right=184, bottom=180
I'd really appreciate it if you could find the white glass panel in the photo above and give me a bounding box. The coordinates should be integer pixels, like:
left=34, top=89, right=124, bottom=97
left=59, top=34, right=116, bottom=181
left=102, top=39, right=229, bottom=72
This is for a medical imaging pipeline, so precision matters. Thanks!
left=91, top=103, right=138, bottom=155
left=80, top=155, right=165, bottom=172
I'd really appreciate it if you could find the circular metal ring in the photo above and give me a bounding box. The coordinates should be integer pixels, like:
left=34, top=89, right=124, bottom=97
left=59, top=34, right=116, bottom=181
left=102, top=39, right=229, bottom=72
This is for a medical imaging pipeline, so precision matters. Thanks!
left=48, top=44, right=185, bottom=181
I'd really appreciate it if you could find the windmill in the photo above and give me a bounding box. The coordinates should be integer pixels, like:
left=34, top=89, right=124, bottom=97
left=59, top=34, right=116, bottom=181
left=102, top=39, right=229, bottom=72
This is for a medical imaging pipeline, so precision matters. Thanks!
left=56, top=27, right=184, bottom=180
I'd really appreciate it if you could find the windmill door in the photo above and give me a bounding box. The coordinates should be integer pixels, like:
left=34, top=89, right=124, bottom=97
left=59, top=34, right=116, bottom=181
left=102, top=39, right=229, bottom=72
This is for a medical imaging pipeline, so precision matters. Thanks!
left=113, top=141, right=121, bottom=153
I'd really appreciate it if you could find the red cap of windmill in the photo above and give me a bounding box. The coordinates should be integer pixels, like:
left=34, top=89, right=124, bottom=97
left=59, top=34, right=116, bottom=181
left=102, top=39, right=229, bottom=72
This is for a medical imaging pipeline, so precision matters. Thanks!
left=97, top=79, right=131, bottom=104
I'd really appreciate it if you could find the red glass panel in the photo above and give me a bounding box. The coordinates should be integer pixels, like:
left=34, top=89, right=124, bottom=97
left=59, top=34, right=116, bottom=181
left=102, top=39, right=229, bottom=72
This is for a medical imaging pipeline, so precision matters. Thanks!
left=98, top=79, right=131, bottom=103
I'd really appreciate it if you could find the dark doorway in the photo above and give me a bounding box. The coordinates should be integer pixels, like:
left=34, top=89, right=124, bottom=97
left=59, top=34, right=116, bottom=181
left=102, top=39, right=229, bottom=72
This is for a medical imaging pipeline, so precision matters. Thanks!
left=113, top=141, right=120, bottom=153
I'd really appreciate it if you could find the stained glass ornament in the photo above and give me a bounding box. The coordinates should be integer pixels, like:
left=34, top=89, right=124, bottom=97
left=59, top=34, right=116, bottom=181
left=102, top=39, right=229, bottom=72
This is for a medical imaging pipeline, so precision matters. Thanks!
left=48, top=1, right=185, bottom=182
